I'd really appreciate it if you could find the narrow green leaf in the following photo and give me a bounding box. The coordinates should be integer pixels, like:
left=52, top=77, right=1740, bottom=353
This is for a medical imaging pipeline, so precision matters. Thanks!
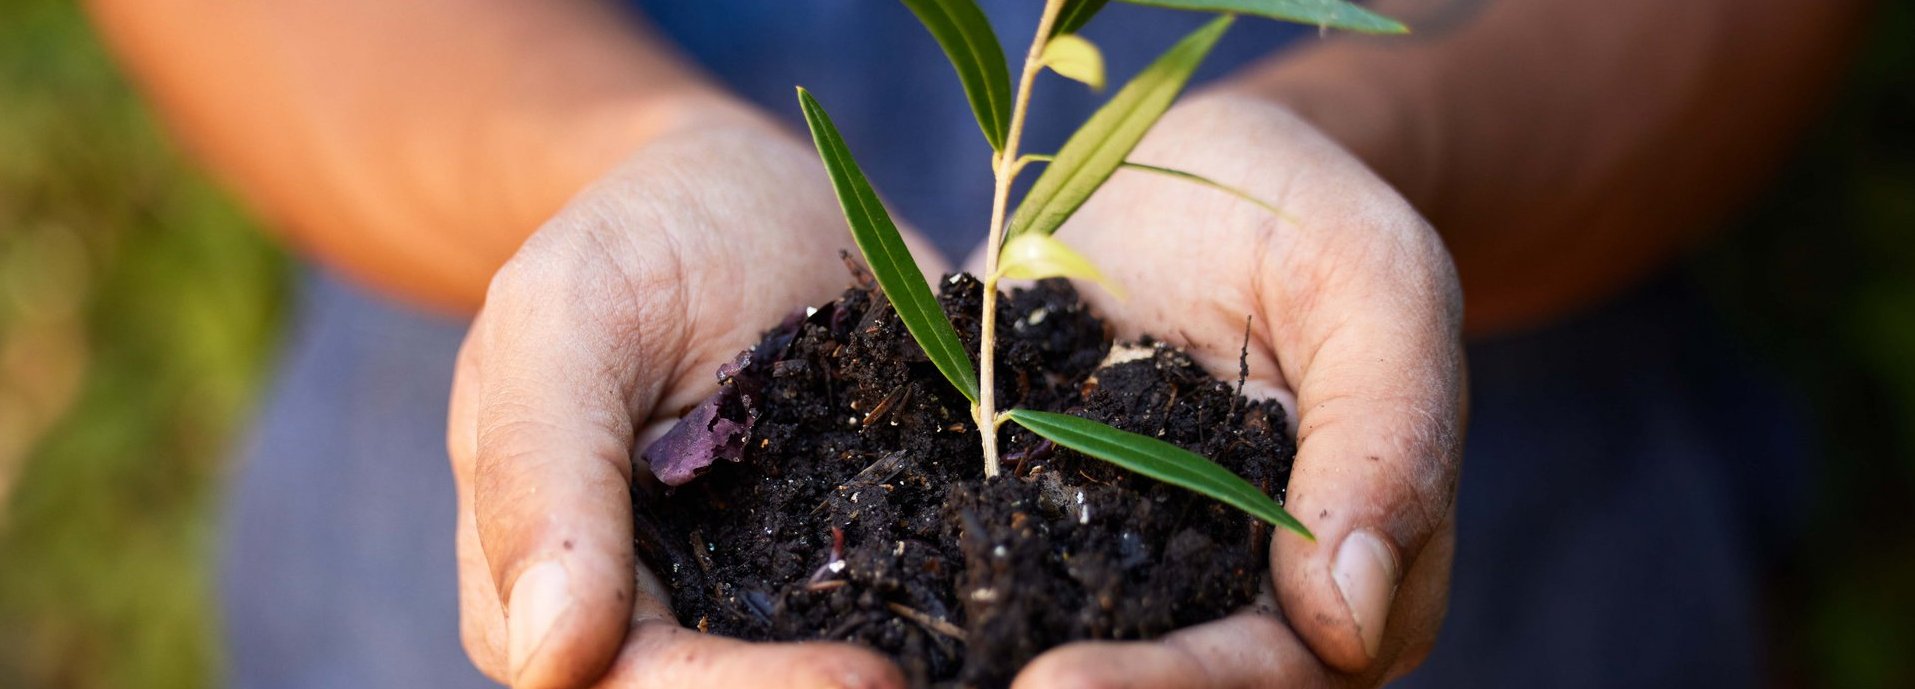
left=1006, top=14, right=1233, bottom=242
left=1021, top=153, right=1295, bottom=223
left=1118, top=0, right=1407, bottom=35
left=1039, top=34, right=1107, bottom=91
left=797, top=88, right=980, bottom=402
left=1051, top=0, right=1111, bottom=37
left=1007, top=409, right=1313, bottom=538
left=1114, top=161, right=1294, bottom=220
left=900, top=0, right=1015, bottom=151
left=995, top=233, right=1125, bottom=298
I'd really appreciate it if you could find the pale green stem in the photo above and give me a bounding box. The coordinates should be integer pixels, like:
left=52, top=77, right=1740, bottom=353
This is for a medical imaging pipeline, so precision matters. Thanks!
left=979, top=0, right=1068, bottom=479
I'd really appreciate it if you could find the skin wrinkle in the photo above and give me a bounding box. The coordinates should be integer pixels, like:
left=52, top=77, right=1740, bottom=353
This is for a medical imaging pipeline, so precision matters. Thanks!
left=605, top=233, right=693, bottom=414
left=474, top=414, right=635, bottom=522
left=1164, top=634, right=1229, bottom=689
left=450, top=337, right=511, bottom=679
left=627, top=129, right=849, bottom=417
left=1286, top=333, right=1447, bottom=532
left=480, top=289, right=640, bottom=416
left=539, top=196, right=695, bottom=416
left=1294, top=386, right=1451, bottom=547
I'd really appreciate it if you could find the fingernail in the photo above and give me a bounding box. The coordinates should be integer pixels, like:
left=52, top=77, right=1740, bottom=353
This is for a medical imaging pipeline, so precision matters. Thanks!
left=1334, top=528, right=1399, bottom=659
left=508, top=561, right=574, bottom=682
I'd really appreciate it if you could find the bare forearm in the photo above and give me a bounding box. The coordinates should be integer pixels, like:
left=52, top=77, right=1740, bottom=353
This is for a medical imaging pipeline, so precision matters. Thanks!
left=86, top=0, right=763, bottom=311
left=1224, top=0, right=1866, bottom=331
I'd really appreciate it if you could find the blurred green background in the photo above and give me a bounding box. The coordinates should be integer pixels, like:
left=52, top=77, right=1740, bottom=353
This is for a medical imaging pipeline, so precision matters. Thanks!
left=0, top=0, right=288, bottom=687
left=0, top=0, right=1907, bottom=687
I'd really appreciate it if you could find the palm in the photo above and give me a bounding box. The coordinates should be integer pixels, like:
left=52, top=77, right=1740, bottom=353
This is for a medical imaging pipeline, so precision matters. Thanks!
left=448, top=124, right=940, bottom=689
left=1008, top=94, right=1465, bottom=688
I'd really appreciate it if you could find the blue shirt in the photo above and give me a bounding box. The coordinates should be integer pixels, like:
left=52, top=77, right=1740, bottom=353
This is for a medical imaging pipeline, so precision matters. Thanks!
left=631, top=0, right=1308, bottom=258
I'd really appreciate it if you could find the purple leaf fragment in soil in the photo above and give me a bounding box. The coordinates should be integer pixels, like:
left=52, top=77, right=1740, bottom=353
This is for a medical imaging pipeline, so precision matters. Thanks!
left=642, top=352, right=754, bottom=486
left=642, top=305, right=833, bottom=486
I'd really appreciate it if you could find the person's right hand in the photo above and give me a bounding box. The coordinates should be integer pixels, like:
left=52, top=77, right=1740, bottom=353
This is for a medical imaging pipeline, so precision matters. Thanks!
left=446, top=116, right=926, bottom=689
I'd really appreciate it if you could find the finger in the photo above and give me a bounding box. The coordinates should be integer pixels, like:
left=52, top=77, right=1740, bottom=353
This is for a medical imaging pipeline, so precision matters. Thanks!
left=1011, top=613, right=1332, bottom=689
left=449, top=330, right=509, bottom=681
left=579, top=620, right=900, bottom=689
left=471, top=239, right=692, bottom=689
left=1258, top=164, right=1466, bottom=673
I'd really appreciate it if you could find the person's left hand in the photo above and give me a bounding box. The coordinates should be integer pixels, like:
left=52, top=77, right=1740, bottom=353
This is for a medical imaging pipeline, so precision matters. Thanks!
left=1004, top=92, right=1466, bottom=688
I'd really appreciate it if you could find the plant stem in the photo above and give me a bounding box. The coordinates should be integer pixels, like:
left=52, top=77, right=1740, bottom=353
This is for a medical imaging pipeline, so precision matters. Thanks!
left=979, top=0, right=1067, bottom=478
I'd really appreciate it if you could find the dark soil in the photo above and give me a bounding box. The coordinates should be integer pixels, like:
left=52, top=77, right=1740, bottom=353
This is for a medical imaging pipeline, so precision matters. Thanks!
left=633, top=272, right=1294, bottom=689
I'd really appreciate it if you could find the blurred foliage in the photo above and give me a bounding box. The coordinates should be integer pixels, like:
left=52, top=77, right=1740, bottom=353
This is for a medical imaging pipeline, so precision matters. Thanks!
left=1694, top=2, right=1915, bottom=687
left=0, top=0, right=290, bottom=687
left=0, top=0, right=1908, bottom=688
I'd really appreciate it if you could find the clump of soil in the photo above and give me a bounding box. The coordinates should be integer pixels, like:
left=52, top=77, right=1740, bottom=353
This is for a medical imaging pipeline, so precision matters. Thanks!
left=634, top=272, right=1294, bottom=689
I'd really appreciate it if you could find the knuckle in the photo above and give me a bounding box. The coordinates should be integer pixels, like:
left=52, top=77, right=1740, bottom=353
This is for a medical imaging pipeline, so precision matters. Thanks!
left=480, top=214, right=696, bottom=395
left=1158, top=638, right=1219, bottom=689
left=474, top=413, right=560, bottom=472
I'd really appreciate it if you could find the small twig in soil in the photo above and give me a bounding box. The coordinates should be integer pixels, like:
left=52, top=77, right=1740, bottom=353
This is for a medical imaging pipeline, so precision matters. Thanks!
left=824, top=612, right=873, bottom=641
left=1157, top=386, right=1179, bottom=437
left=823, top=362, right=839, bottom=415
left=886, top=602, right=968, bottom=642
left=1232, top=315, right=1252, bottom=417
left=805, top=579, right=850, bottom=593
left=839, top=249, right=875, bottom=289
left=861, top=386, right=912, bottom=427
left=851, top=450, right=910, bottom=485
left=808, top=526, right=848, bottom=584
left=815, top=451, right=909, bottom=514
left=1076, top=469, right=1115, bottom=487
left=853, top=295, right=891, bottom=339
left=1006, top=438, right=1054, bottom=477
left=687, top=530, right=714, bottom=577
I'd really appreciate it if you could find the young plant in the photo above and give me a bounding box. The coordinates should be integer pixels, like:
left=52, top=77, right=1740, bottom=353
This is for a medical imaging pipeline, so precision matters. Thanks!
left=798, top=0, right=1406, bottom=540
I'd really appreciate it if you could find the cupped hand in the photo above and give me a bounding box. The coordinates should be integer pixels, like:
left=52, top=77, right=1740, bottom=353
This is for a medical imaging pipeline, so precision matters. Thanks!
left=446, top=119, right=935, bottom=689
left=1011, top=93, right=1466, bottom=688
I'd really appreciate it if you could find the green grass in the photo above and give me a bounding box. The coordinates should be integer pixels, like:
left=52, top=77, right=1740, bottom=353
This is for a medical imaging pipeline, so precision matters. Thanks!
left=0, top=1, right=288, bottom=688
left=0, top=1, right=1908, bottom=688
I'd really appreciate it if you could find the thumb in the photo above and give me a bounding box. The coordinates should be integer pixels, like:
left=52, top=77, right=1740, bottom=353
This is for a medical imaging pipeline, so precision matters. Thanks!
left=470, top=245, right=691, bottom=689
left=1262, top=205, right=1466, bottom=674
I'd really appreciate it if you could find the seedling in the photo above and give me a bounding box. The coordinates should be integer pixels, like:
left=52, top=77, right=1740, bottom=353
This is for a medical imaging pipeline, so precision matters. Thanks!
left=798, top=0, right=1406, bottom=540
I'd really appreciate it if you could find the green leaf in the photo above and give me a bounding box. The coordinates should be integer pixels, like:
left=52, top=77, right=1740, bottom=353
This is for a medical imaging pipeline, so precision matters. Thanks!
left=995, top=233, right=1125, bottom=298
left=1114, top=161, right=1293, bottom=219
left=1006, top=409, right=1313, bottom=538
left=1006, top=14, right=1233, bottom=242
left=1118, top=0, right=1408, bottom=35
left=1039, top=34, right=1107, bottom=91
left=900, top=0, right=1015, bottom=151
left=1051, top=0, right=1111, bottom=37
left=1021, top=153, right=1295, bottom=222
left=797, top=88, right=980, bottom=402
